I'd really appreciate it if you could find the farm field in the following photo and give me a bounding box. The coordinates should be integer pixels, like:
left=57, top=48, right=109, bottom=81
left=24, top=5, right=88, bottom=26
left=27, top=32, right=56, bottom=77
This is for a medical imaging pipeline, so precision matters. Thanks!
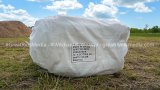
left=0, top=33, right=160, bottom=90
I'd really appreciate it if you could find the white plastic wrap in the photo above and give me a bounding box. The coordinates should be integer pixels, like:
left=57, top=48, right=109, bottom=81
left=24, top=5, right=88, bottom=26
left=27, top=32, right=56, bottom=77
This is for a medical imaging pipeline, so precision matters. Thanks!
left=30, top=15, right=130, bottom=77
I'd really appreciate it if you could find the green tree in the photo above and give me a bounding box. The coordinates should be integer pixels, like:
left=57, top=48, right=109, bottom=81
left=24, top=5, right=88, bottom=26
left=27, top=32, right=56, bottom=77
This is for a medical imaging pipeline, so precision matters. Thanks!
left=151, top=26, right=159, bottom=33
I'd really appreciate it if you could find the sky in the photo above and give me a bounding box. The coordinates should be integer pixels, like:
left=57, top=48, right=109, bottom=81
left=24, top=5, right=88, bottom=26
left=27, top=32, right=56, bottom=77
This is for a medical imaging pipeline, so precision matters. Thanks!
left=0, top=0, right=160, bottom=28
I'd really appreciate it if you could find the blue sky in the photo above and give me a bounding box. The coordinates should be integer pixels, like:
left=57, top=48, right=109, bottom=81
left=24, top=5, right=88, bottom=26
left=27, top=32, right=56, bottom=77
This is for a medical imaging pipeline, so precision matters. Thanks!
left=0, top=0, right=160, bottom=28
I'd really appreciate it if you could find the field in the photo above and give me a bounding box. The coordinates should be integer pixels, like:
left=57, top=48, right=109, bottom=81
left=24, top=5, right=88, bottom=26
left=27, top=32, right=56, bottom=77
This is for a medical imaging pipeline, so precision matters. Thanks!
left=0, top=33, right=160, bottom=90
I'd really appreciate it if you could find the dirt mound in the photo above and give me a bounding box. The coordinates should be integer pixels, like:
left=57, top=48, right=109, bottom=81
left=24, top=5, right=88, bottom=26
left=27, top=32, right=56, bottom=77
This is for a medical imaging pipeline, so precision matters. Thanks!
left=0, top=21, right=31, bottom=38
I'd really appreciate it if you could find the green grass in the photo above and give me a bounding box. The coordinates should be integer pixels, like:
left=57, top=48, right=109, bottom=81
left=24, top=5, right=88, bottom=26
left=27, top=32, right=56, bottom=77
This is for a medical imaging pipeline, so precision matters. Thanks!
left=0, top=37, right=28, bottom=43
left=130, top=33, right=160, bottom=37
left=0, top=33, right=160, bottom=89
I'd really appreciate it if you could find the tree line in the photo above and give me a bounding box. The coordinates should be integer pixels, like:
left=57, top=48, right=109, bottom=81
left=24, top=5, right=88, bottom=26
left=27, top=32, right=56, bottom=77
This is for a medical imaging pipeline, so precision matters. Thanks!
left=131, top=26, right=160, bottom=33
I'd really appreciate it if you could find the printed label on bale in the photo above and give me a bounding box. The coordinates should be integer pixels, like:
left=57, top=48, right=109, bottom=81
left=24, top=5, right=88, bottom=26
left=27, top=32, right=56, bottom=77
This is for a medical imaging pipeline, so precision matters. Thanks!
left=71, top=44, right=96, bottom=62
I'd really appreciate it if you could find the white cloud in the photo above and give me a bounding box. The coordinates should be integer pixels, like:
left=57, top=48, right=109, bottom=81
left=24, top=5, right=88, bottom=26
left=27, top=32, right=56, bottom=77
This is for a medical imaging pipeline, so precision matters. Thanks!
left=119, top=12, right=127, bottom=15
left=0, top=4, right=38, bottom=26
left=0, top=4, right=15, bottom=10
left=102, top=0, right=154, bottom=13
left=44, top=0, right=83, bottom=15
left=102, top=0, right=154, bottom=6
left=27, top=0, right=47, bottom=2
left=114, top=0, right=153, bottom=6
left=83, top=2, right=118, bottom=19
left=102, top=0, right=116, bottom=6
left=134, top=3, right=152, bottom=13
left=83, top=0, right=156, bottom=20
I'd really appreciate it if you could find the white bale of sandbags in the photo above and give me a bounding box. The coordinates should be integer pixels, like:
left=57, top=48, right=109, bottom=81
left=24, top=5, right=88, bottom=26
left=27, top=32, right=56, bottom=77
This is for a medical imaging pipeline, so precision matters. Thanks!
left=30, top=15, right=130, bottom=77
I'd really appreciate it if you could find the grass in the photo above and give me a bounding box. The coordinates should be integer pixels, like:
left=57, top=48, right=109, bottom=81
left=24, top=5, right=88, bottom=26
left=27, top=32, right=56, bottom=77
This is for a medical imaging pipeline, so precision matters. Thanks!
left=0, top=33, right=160, bottom=90
left=130, top=33, right=160, bottom=37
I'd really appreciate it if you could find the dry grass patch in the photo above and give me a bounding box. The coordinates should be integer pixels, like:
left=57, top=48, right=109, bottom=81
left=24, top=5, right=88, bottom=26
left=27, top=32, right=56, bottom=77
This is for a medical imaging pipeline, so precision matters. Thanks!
left=0, top=35, right=160, bottom=89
